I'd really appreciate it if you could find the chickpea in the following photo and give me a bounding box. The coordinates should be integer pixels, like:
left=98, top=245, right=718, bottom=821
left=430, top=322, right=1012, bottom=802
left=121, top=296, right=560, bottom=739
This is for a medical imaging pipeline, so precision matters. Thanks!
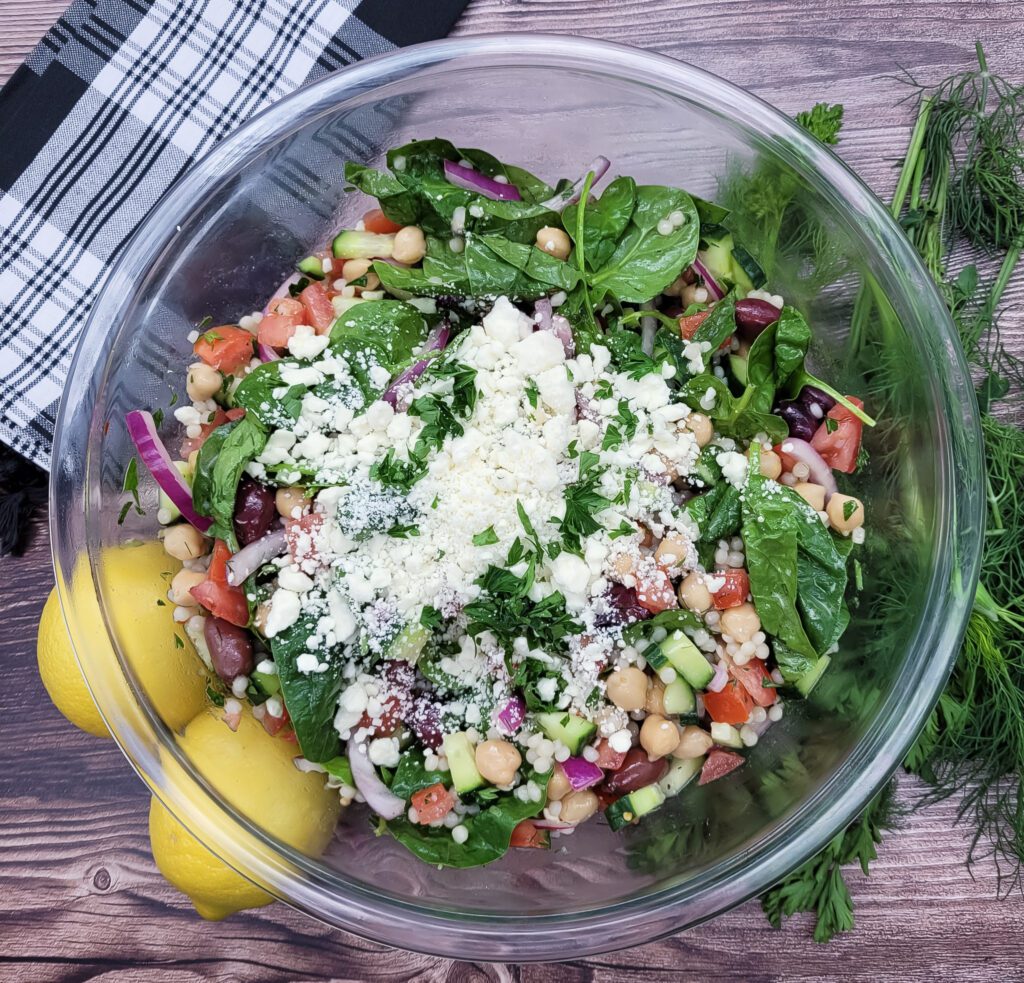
left=754, top=447, right=782, bottom=480
left=186, top=362, right=223, bottom=402
left=610, top=551, right=635, bottom=581
left=826, top=493, right=865, bottom=535
left=546, top=763, right=572, bottom=802
left=654, top=531, right=689, bottom=570
left=187, top=450, right=200, bottom=472
left=353, top=271, right=381, bottom=294
left=793, top=481, right=826, bottom=511
left=474, top=739, right=522, bottom=787
left=681, top=283, right=700, bottom=307
left=559, top=789, right=599, bottom=825
left=535, top=226, right=572, bottom=262
left=275, top=485, right=310, bottom=519
left=253, top=602, right=271, bottom=635
left=663, top=274, right=687, bottom=297
left=678, top=571, right=712, bottom=613
left=606, top=666, right=648, bottom=711
left=392, top=225, right=427, bottom=265
left=163, top=523, right=209, bottom=561
left=342, top=258, right=372, bottom=282
left=640, top=714, right=681, bottom=759
left=168, top=569, right=206, bottom=606
left=645, top=677, right=667, bottom=716
left=637, top=523, right=654, bottom=549
left=720, top=602, right=761, bottom=643
left=684, top=412, right=713, bottom=447
left=672, top=724, right=714, bottom=759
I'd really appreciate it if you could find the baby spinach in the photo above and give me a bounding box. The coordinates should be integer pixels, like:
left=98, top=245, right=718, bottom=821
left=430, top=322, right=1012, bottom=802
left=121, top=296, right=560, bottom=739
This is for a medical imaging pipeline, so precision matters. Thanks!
left=382, top=769, right=551, bottom=868
left=233, top=360, right=310, bottom=429
left=562, top=175, right=637, bottom=271
left=686, top=480, right=743, bottom=545
left=691, top=291, right=738, bottom=354
left=190, top=415, right=267, bottom=549
left=270, top=612, right=344, bottom=763
left=328, top=299, right=427, bottom=368
left=388, top=750, right=450, bottom=800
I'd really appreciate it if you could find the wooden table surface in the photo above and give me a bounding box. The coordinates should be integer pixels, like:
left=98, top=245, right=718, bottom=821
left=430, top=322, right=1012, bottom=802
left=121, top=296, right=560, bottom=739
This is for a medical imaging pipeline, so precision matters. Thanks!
left=2, top=1, right=1023, bottom=979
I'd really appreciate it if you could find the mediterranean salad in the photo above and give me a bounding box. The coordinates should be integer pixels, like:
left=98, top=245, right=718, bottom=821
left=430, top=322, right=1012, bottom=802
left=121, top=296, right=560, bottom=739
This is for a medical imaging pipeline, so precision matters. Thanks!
left=127, top=140, right=872, bottom=867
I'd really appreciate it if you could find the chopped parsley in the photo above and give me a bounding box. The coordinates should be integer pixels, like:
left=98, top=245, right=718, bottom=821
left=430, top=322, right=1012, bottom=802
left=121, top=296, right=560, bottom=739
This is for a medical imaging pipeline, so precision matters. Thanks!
left=472, top=525, right=499, bottom=546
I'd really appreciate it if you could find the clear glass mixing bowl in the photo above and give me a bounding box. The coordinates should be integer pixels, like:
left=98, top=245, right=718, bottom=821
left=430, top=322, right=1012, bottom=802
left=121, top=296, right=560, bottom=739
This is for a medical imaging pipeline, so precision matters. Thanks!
left=50, top=35, right=983, bottom=960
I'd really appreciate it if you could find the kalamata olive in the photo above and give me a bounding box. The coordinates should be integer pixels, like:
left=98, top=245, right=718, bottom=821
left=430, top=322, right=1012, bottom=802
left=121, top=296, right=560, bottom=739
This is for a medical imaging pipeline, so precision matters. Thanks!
left=594, top=584, right=651, bottom=629
left=204, top=616, right=254, bottom=682
left=233, top=476, right=277, bottom=546
left=798, top=385, right=837, bottom=419
left=698, top=747, right=745, bottom=786
left=734, top=298, right=781, bottom=341
left=775, top=399, right=817, bottom=441
left=381, top=658, right=416, bottom=695
left=407, top=698, right=443, bottom=749
left=600, top=747, right=669, bottom=795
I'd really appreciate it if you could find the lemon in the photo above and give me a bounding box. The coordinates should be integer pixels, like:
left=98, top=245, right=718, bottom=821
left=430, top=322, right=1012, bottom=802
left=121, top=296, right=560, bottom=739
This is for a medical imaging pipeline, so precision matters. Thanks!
left=37, top=587, right=110, bottom=737
left=150, top=708, right=341, bottom=920
left=44, top=541, right=209, bottom=735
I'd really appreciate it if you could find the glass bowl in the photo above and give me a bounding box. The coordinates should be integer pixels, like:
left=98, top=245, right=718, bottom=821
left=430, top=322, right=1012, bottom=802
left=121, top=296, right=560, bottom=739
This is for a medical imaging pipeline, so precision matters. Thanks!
left=50, top=34, right=983, bottom=961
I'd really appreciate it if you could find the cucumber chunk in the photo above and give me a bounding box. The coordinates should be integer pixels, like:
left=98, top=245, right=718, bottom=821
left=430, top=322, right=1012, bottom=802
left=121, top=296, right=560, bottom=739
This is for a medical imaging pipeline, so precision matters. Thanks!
left=710, top=721, right=743, bottom=749
left=387, top=622, right=429, bottom=664
left=658, top=756, right=703, bottom=797
left=443, top=732, right=485, bottom=794
left=605, top=784, right=667, bottom=831
left=297, top=255, right=326, bottom=279
left=534, top=711, right=596, bottom=755
left=659, top=631, right=714, bottom=690
left=795, top=654, right=831, bottom=697
left=663, top=676, right=696, bottom=716
left=332, top=230, right=396, bottom=260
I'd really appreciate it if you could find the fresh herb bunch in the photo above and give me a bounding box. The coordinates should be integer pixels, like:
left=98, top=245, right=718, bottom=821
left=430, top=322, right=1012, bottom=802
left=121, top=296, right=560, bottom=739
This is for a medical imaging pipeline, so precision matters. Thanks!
left=757, top=43, right=1024, bottom=941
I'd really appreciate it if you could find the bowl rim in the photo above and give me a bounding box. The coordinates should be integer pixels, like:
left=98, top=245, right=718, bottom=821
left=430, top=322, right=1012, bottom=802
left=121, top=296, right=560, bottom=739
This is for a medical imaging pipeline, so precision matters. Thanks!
left=50, top=32, right=984, bottom=960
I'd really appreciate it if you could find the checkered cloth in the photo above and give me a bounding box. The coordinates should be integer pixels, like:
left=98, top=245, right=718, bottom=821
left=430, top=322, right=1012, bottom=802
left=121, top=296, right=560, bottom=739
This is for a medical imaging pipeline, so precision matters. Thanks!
left=0, top=0, right=468, bottom=470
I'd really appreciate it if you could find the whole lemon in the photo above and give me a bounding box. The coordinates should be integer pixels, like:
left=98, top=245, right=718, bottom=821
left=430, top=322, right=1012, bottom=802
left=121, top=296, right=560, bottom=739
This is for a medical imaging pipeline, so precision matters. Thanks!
left=37, top=587, right=110, bottom=737
left=150, top=708, right=341, bottom=920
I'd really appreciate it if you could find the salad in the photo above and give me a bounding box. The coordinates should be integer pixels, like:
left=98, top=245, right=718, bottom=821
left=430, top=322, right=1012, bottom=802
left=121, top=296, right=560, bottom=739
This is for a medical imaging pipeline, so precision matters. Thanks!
left=127, top=140, right=871, bottom=867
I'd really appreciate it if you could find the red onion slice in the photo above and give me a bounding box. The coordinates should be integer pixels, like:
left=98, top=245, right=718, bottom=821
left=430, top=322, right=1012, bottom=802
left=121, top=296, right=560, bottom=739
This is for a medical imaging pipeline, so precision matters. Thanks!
left=257, top=342, right=282, bottom=363
left=443, top=159, right=522, bottom=201
left=495, top=696, right=526, bottom=734
left=125, top=410, right=212, bottom=533
left=542, top=156, right=611, bottom=209
left=382, top=322, right=452, bottom=409
left=226, top=527, right=287, bottom=586
left=706, top=661, right=729, bottom=693
left=533, top=298, right=574, bottom=357
left=691, top=254, right=725, bottom=301
left=778, top=437, right=838, bottom=500
left=560, top=755, right=604, bottom=791
left=533, top=819, right=576, bottom=831
left=348, top=740, right=406, bottom=820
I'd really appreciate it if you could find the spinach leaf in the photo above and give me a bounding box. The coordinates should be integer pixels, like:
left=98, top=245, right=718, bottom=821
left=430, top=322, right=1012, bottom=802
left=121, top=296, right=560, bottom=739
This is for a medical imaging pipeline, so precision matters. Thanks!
left=588, top=185, right=700, bottom=303
left=190, top=415, right=266, bottom=549
left=478, top=235, right=581, bottom=292
left=269, top=612, right=344, bottom=763
left=383, top=769, right=550, bottom=868
left=678, top=373, right=787, bottom=442
left=323, top=756, right=354, bottom=786
left=328, top=299, right=427, bottom=368
left=344, top=161, right=421, bottom=226
left=686, top=480, right=743, bottom=544
left=388, top=750, right=450, bottom=800
left=233, top=361, right=309, bottom=430
left=622, top=608, right=704, bottom=645
left=562, top=175, right=637, bottom=271
left=691, top=292, right=737, bottom=356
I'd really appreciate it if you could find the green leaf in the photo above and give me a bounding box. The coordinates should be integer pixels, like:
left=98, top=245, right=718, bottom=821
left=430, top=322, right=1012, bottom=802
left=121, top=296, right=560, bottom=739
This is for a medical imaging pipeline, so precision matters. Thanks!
left=472, top=525, right=500, bottom=547
left=387, top=750, right=450, bottom=800
left=563, top=175, right=637, bottom=271
left=323, top=756, right=354, bottom=786
left=478, top=235, right=581, bottom=292
left=328, top=299, right=427, bottom=368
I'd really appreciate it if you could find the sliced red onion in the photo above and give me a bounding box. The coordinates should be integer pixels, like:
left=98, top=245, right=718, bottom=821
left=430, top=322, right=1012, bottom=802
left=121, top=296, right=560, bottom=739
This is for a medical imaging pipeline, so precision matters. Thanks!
left=226, top=527, right=286, bottom=586
left=382, top=322, right=452, bottom=409
left=560, top=756, right=604, bottom=791
left=778, top=437, right=838, bottom=500
left=258, top=342, right=281, bottom=362
left=125, top=410, right=212, bottom=533
left=542, top=156, right=611, bottom=210
left=532, top=819, right=576, bottom=831
left=640, top=302, right=656, bottom=356
left=495, top=696, right=526, bottom=734
left=443, top=159, right=521, bottom=201
left=691, top=254, right=725, bottom=301
left=534, top=297, right=553, bottom=331
left=348, top=740, right=406, bottom=820
left=293, top=756, right=327, bottom=773
left=533, top=298, right=574, bottom=357
left=706, top=661, right=729, bottom=693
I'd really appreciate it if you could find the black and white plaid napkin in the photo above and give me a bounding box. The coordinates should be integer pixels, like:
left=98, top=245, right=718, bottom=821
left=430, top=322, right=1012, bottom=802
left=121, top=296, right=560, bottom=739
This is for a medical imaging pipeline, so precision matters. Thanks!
left=0, top=0, right=469, bottom=473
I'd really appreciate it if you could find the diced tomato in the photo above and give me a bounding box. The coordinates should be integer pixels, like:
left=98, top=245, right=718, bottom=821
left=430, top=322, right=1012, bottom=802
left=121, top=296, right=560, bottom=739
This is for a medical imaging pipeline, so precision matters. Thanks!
left=193, top=325, right=256, bottom=374
left=362, top=208, right=403, bottom=235
left=280, top=729, right=298, bottom=744
left=261, top=705, right=289, bottom=736
left=411, top=783, right=454, bottom=824
left=299, top=281, right=335, bottom=334
left=510, top=820, right=550, bottom=849
left=356, top=694, right=402, bottom=738
left=190, top=540, right=250, bottom=627
left=773, top=441, right=798, bottom=473
left=729, top=658, right=777, bottom=707
left=711, top=568, right=749, bottom=610
left=702, top=679, right=754, bottom=725
left=180, top=406, right=245, bottom=458
left=257, top=296, right=306, bottom=349
left=594, top=738, right=627, bottom=771
left=678, top=309, right=711, bottom=340
left=698, top=748, right=745, bottom=786
left=635, top=567, right=678, bottom=614
left=286, top=513, right=324, bottom=568
left=810, top=396, right=864, bottom=474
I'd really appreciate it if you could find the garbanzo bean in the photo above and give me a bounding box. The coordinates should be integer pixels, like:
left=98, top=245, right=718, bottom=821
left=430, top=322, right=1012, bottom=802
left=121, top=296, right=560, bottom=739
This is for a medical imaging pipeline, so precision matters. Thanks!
left=392, top=226, right=427, bottom=265
left=535, top=226, right=571, bottom=261
left=639, top=714, right=680, bottom=758
left=827, top=493, right=865, bottom=535
left=793, top=481, right=826, bottom=511
left=168, top=569, right=206, bottom=606
left=186, top=362, right=222, bottom=402
left=672, top=724, right=715, bottom=759
left=546, top=763, right=572, bottom=801
left=474, top=739, right=521, bottom=786
left=678, top=571, right=712, bottom=613
left=275, top=485, right=310, bottom=519
left=645, top=677, right=667, bottom=716
left=559, top=789, right=599, bottom=824
left=720, top=602, right=761, bottom=643
left=163, top=523, right=209, bottom=561
left=606, top=666, right=648, bottom=711
left=684, top=412, right=714, bottom=447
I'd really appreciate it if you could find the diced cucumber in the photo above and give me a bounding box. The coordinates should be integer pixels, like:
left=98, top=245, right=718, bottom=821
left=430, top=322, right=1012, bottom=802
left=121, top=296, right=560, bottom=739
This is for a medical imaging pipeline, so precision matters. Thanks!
left=332, top=230, right=396, bottom=260
left=660, top=631, right=714, bottom=690
left=159, top=460, right=193, bottom=523
left=443, top=732, right=485, bottom=793
left=297, top=255, right=326, bottom=279
left=605, top=784, right=667, bottom=831
left=323, top=755, right=354, bottom=786
left=663, top=676, right=695, bottom=716
left=658, top=756, right=703, bottom=798
left=710, top=721, right=743, bottom=749
left=728, top=353, right=748, bottom=386
left=731, top=243, right=767, bottom=289
left=641, top=641, right=670, bottom=672
left=534, top=711, right=597, bottom=755
left=331, top=296, right=367, bottom=316
left=250, top=669, right=280, bottom=697
left=387, top=622, right=429, bottom=664
left=795, top=654, right=831, bottom=697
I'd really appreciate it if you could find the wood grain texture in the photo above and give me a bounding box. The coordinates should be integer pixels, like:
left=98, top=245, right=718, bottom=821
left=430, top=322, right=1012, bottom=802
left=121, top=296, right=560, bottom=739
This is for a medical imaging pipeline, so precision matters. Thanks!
left=1, top=0, right=1023, bottom=980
